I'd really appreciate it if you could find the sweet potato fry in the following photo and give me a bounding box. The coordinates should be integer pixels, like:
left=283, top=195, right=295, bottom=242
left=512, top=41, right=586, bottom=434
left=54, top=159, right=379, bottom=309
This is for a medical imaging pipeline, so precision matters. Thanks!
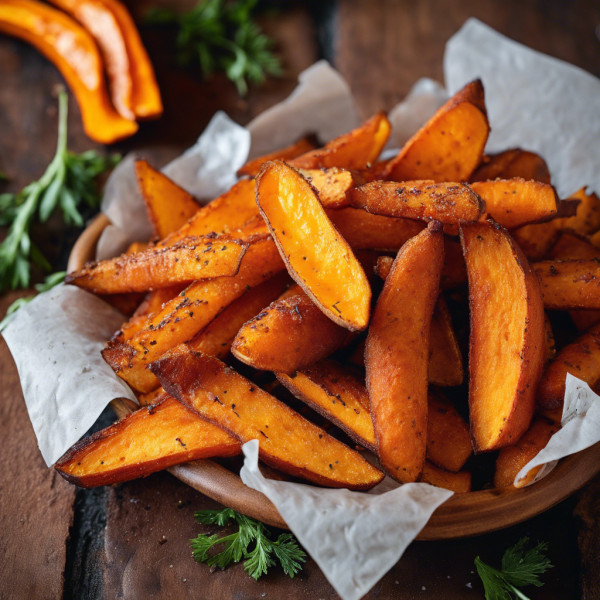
left=55, top=396, right=241, bottom=488
left=347, top=180, right=484, bottom=225
left=135, top=159, right=200, bottom=239
left=471, top=149, right=551, bottom=184
left=554, top=187, right=600, bottom=236
left=511, top=221, right=562, bottom=261
left=150, top=348, right=384, bottom=490
left=428, top=295, right=464, bottom=387
left=156, top=179, right=259, bottom=249
left=366, top=222, right=444, bottom=482
left=470, top=179, right=559, bottom=229
left=537, top=322, right=600, bottom=409
left=420, top=462, right=472, bottom=493
left=494, top=418, right=559, bottom=488
left=103, top=234, right=285, bottom=393
left=461, top=220, right=545, bottom=451
left=237, top=136, right=317, bottom=177
left=187, top=272, right=290, bottom=359
left=384, top=80, right=489, bottom=183
left=289, top=112, right=391, bottom=170
left=66, top=234, right=248, bottom=294
left=427, top=391, right=472, bottom=472
left=138, top=386, right=168, bottom=406
left=256, top=161, right=371, bottom=331
left=327, top=208, right=425, bottom=251
left=276, top=360, right=377, bottom=452
left=231, top=286, right=353, bottom=373
left=99, top=293, right=144, bottom=316
left=298, top=167, right=361, bottom=209
left=125, top=241, right=149, bottom=254
left=534, top=260, right=600, bottom=310
left=544, top=314, right=556, bottom=362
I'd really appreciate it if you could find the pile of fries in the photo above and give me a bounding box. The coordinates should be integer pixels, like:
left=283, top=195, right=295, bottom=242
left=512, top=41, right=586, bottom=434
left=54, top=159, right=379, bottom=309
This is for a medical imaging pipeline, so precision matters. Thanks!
left=56, top=80, right=600, bottom=494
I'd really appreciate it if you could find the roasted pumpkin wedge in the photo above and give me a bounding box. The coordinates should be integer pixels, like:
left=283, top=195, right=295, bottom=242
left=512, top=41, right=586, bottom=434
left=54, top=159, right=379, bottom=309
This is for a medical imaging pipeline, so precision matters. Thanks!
left=366, top=222, right=444, bottom=482
left=0, top=0, right=138, bottom=143
left=461, top=220, right=545, bottom=452
left=150, top=347, right=385, bottom=490
left=384, top=80, right=489, bottom=183
left=55, top=396, right=241, bottom=488
left=256, top=160, right=371, bottom=331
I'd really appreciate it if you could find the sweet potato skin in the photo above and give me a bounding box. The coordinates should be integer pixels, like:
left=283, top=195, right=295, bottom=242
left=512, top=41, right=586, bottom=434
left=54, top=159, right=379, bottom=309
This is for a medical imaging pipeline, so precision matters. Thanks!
left=347, top=180, right=484, bottom=225
left=461, top=220, right=546, bottom=452
left=256, top=161, right=371, bottom=331
left=66, top=234, right=248, bottom=294
left=55, top=396, right=241, bottom=488
left=135, top=159, right=200, bottom=239
left=150, top=347, right=384, bottom=490
left=537, top=322, right=600, bottom=409
left=276, top=360, right=377, bottom=452
left=494, top=418, right=559, bottom=488
left=366, top=222, right=444, bottom=482
left=534, top=260, right=600, bottom=310
left=237, top=136, right=317, bottom=177
left=470, top=178, right=559, bottom=229
left=471, top=149, right=551, bottom=184
left=426, top=392, right=472, bottom=472
left=289, top=112, right=390, bottom=170
left=420, top=462, right=472, bottom=493
left=231, top=288, right=353, bottom=373
left=384, top=80, right=489, bottom=183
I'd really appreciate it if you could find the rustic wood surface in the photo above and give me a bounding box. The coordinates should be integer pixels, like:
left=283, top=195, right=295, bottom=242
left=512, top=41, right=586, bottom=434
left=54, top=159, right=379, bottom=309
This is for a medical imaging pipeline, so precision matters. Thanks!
left=1, top=0, right=600, bottom=598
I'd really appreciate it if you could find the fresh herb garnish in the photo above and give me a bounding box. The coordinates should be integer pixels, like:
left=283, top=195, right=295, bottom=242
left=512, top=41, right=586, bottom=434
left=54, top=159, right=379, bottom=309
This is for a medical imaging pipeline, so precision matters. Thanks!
left=191, top=508, right=306, bottom=580
left=146, top=0, right=282, bottom=96
left=475, top=537, right=553, bottom=600
left=0, top=90, right=120, bottom=292
left=0, top=271, right=66, bottom=332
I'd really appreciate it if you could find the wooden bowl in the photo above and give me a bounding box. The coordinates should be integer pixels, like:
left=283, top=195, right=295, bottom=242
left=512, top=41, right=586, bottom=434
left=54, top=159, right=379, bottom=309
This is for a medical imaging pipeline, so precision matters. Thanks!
left=69, top=214, right=600, bottom=539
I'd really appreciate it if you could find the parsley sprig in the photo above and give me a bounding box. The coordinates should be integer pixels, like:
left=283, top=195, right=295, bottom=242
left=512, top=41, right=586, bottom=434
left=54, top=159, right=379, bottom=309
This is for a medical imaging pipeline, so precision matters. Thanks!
left=191, top=508, right=306, bottom=580
left=0, top=90, right=120, bottom=291
left=146, top=0, right=282, bottom=96
left=475, top=537, right=553, bottom=600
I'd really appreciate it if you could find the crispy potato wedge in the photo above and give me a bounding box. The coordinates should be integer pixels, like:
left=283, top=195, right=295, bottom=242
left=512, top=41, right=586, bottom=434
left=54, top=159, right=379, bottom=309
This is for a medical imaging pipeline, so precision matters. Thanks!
left=327, top=207, right=425, bottom=251
left=366, top=222, right=444, bottom=482
left=494, top=418, right=559, bottom=488
left=537, top=322, right=600, bottom=409
left=461, top=220, right=545, bottom=451
left=427, top=391, right=472, bottom=472
left=103, top=234, right=285, bottom=393
left=156, top=179, right=259, bottom=249
left=470, top=179, right=559, bottom=229
left=151, top=348, right=384, bottom=490
left=256, top=161, right=371, bottom=331
left=384, top=80, right=489, bottom=183
left=421, top=462, right=472, bottom=493
left=188, top=272, right=290, bottom=359
left=347, top=180, right=484, bottom=225
left=289, top=112, right=391, bottom=170
left=428, top=295, right=464, bottom=387
left=471, top=149, right=551, bottom=184
left=135, top=159, right=200, bottom=239
left=54, top=396, right=241, bottom=488
left=534, top=260, right=600, bottom=310
left=276, top=360, right=376, bottom=452
left=299, top=167, right=362, bottom=209
left=237, top=136, right=318, bottom=177
left=66, top=234, right=248, bottom=294
left=231, top=286, right=353, bottom=373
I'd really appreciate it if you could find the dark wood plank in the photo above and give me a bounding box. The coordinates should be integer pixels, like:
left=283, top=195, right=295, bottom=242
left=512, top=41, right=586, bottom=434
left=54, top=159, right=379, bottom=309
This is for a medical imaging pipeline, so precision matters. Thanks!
left=0, top=292, right=77, bottom=600
left=336, top=0, right=600, bottom=117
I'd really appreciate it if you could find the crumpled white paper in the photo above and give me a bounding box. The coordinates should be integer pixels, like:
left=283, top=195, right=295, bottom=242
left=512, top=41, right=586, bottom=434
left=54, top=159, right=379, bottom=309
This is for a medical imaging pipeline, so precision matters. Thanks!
left=2, top=20, right=600, bottom=600
left=240, top=440, right=452, bottom=600
left=1, top=285, right=136, bottom=464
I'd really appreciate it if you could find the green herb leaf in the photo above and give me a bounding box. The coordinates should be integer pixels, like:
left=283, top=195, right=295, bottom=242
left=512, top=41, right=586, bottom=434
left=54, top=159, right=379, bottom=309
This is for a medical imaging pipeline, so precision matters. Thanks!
left=146, top=0, right=282, bottom=96
left=475, top=537, right=553, bottom=600
left=190, top=508, right=306, bottom=580
left=0, top=90, right=119, bottom=291
left=0, top=271, right=65, bottom=332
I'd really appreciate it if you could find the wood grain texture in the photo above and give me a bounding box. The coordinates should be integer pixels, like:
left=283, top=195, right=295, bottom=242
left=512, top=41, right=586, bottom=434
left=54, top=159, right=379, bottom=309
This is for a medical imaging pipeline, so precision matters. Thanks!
left=0, top=292, right=76, bottom=600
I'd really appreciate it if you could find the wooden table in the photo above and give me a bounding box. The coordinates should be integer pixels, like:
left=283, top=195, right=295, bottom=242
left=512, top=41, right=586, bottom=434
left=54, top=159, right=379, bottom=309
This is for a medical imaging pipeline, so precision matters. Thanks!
left=1, top=1, right=599, bottom=598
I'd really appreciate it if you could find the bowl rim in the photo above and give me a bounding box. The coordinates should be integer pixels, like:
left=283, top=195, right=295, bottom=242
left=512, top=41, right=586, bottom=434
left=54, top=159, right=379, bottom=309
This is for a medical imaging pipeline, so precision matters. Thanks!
left=69, top=213, right=600, bottom=539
